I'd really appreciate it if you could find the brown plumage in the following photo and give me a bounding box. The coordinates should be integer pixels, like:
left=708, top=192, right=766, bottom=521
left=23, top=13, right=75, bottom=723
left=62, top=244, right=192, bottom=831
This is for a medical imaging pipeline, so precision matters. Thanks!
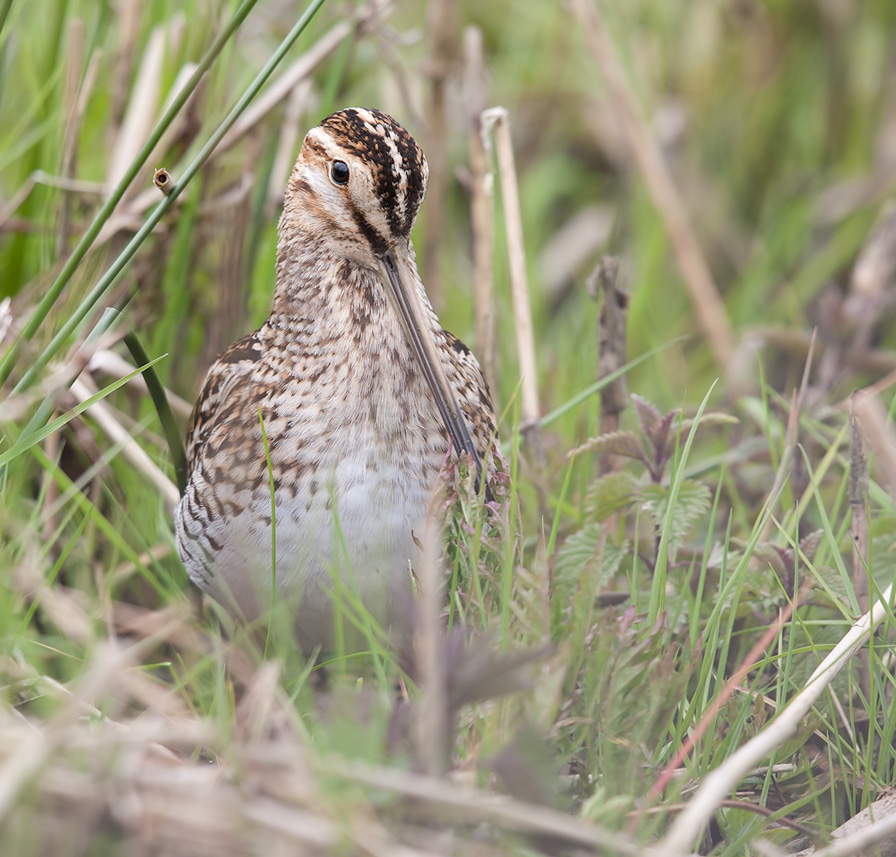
left=174, top=108, right=498, bottom=653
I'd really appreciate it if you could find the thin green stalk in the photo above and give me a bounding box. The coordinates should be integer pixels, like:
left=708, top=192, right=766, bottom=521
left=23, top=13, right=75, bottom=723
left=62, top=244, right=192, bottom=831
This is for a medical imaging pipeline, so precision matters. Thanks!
left=14, top=303, right=128, bottom=454
left=547, top=456, right=575, bottom=557
left=647, top=380, right=718, bottom=626
left=123, top=330, right=187, bottom=494
left=0, top=0, right=262, bottom=389
left=0, top=356, right=163, bottom=467
left=0, top=0, right=15, bottom=45
left=11, top=0, right=328, bottom=394
left=501, top=402, right=521, bottom=648
left=538, top=336, right=685, bottom=428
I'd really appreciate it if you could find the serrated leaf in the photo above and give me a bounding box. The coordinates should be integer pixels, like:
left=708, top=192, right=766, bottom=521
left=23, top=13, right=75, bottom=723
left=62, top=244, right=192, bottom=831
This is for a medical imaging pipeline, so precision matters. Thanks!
left=631, top=394, right=662, bottom=436
left=635, top=479, right=711, bottom=558
left=554, top=525, right=627, bottom=592
left=568, top=430, right=647, bottom=462
left=869, top=530, right=896, bottom=588
left=748, top=543, right=788, bottom=577
left=799, top=529, right=824, bottom=562
left=648, top=410, right=677, bottom=458
left=585, top=470, right=641, bottom=521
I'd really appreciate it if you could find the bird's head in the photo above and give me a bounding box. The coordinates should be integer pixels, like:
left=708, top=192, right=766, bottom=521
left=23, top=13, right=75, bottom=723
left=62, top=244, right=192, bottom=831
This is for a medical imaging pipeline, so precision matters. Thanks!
left=283, top=107, right=429, bottom=265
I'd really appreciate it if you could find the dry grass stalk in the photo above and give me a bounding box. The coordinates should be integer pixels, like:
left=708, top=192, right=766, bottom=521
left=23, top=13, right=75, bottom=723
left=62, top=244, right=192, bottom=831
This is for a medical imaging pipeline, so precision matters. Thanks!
left=327, top=757, right=677, bottom=857
left=371, top=12, right=423, bottom=129
left=110, top=601, right=207, bottom=659
left=848, top=205, right=896, bottom=312
left=853, top=391, right=896, bottom=491
left=734, top=327, right=896, bottom=381
left=795, top=791, right=896, bottom=857
left=2, top=326, right=127, bottom=422
left=267, top=79, right=312, bottom=213
left=69, top=375, right=180, bottom=511
left=217, top=17, right=366, bottom=156
left=413, top=494, right=448, bottom=777
left=464, top=26, right=497, bottom=398
left=110, top=0, right=142, bottom=129
left=108, top=544, right=174, bottom=587
left=73, top=49, right=102, bottom=160
left=207, top=150, right=255, bottom=362
left=0, top=173, right=106, bottom=233
left=539, top=205, right=615, bottom=309
left=14, top=560, right=94, bottom=644
left=87, top=348, right=192, bottom=417
left=57, top=18, right=85, bottom=258
left=106, top=23, right=167, bottom=191
left=661, top=571, right=896, bottom=852
left=484, top=109, right=538, bottom=428
left=38, top=426, right=61, bottom=537
left=568, top=0, right=736, bottom=377
left=481, top=108, right=545, bottom=489
left=421, top=0, right=457, bottom=306
left=157, top=60, right=204, bottom=151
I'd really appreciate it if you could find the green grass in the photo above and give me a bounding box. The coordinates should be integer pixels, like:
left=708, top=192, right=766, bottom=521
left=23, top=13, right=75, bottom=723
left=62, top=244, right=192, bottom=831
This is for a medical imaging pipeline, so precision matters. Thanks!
left=3, top=0, right=896, bottom=853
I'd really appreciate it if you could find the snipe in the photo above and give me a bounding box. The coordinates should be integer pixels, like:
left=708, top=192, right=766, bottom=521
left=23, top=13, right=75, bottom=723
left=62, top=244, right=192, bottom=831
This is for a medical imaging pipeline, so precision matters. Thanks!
left=174, top=108, right=498, bottom=653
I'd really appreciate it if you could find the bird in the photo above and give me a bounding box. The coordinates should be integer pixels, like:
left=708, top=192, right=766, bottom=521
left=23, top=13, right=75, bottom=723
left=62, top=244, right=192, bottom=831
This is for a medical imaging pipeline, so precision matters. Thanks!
left=174, top=107, right=498, bottom=654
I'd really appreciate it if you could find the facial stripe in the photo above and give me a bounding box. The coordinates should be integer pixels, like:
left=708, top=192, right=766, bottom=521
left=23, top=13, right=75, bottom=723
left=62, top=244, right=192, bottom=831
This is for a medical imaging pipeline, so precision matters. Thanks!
left=351, top=209, right=388, bottom=256
left=314, top=108, right=428, bottom=246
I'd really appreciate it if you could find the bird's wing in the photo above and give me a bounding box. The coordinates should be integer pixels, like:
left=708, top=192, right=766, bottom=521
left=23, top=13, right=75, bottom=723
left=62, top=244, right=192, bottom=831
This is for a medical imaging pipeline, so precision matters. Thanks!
left=184, top=331, right=265, bottom=472
left=440, top=329, right=498, bottom=465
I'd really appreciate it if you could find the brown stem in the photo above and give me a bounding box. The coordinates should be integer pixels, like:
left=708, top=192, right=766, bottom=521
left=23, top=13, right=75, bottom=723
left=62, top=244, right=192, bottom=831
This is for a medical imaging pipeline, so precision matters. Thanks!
left=569, top=0, right=736, bottom=376
left=464, top=27, right=498, bottom=398
left=588, top=256, right=629, bottom=477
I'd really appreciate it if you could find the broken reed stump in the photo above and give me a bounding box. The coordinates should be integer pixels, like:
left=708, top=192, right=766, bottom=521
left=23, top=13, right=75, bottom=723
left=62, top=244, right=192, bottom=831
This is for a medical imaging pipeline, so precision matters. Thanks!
left=587, top=256, right=629, bottom=478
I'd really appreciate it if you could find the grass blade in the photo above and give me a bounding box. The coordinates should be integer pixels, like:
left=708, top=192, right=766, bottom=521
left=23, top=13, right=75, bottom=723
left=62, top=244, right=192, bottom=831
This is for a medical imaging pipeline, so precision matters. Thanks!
left=0, top=0, right=262, bottom=388
left=123, top=330, right=187, bottom=495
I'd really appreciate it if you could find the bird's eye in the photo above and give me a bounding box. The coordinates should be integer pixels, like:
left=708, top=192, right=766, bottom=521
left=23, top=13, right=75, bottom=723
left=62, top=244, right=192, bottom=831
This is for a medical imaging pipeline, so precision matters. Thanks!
left=329, top=160, right=350, bottom=185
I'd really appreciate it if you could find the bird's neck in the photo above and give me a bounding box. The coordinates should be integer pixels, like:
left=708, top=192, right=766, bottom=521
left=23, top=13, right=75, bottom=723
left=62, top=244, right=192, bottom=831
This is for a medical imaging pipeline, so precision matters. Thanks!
left=269, top=233, right=402, bottom=341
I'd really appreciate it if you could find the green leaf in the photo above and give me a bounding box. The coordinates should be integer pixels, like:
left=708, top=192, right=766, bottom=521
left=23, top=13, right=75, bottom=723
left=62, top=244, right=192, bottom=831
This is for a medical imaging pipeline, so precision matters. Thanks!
left=0, top=357, right=164, bottom=467
left=569, top=430, right=647, bottom=462
left=799, top=529, right=824, bottom=562
left=631, top=394, right=662, bottom=436
left=555, top=524, right=627, bottom=591
left=635, top=479, right=712, bottom=558
left=585, top=470, right=641, bottom=521
left=664, top=412, right=740, bottom=455
left=124, top=331, right=187, bottom=494
left=746, top=543, right=789, bottom=578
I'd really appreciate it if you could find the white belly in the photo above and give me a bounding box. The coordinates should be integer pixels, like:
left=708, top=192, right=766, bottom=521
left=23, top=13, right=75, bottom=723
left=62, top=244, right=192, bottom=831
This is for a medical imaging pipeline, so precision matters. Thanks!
left=176, top=443, right=438, bottom=653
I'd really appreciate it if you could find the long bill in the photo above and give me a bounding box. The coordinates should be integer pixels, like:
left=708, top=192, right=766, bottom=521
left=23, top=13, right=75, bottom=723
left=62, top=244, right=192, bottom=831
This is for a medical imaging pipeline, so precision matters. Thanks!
left=377, top=246, right=485, bottom=490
